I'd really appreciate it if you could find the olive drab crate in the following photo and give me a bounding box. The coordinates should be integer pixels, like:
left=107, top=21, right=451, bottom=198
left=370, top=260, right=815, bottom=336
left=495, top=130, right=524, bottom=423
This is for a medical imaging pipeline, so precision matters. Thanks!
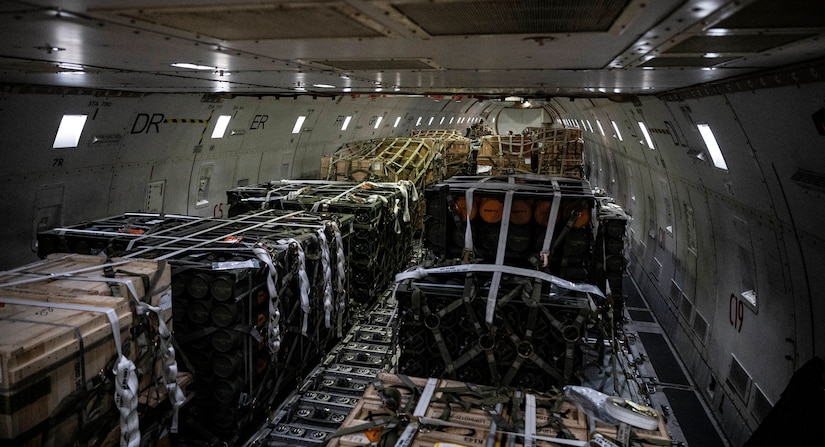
left=243, top=299, right=398, bottom=447
left=226, top=180, right=417, bottom=308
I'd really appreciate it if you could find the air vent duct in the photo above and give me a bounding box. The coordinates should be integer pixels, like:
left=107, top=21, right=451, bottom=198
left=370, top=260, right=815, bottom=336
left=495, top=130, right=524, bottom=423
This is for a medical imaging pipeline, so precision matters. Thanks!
left=727, top=356, right=752, bottom=400
left=791, top=168, right=825, bottom=192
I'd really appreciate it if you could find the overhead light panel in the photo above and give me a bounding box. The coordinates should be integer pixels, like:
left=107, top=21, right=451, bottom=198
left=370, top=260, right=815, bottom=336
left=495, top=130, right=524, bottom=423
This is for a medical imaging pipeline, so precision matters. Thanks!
left=596, top=120, right=605, bottom=136
left=313, top=84, right=335, bottom=89
left=394, top=117, right=401, bottom=128
left=341, top=116, right=352, bottom=131
left=171, top=62, right=217, bottom=71
left=374, top=116, right=383, bottom=129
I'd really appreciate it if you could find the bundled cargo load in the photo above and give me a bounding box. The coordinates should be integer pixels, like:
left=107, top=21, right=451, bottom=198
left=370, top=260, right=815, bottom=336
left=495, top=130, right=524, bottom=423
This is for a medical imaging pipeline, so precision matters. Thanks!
left=466, top=120, right=495, bottom=139
left=400, top=174, right=630, bottom=393
left=320, top=137, right=444, bottom=191
left=0, top=254, right=184, bottom=447
left=320, top=132, right=473, bottom=191
left=424, top=175, right=596, bottom=281
left=591, top=188, right=632, bottom=319
left=410, top=129, right=474, bottom=178
left=226, top=180, right=418, bottom=306
left=36, top=210, right=352, bottom=445
left=477, top=128, right=584, bottom=178
left=394, top=263, right=607, bottom=389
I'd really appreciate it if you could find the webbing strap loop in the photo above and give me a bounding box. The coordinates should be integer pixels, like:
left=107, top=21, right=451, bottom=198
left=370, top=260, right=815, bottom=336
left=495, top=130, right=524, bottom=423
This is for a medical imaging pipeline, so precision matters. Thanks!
left=486, top=190, right=515, bottom=323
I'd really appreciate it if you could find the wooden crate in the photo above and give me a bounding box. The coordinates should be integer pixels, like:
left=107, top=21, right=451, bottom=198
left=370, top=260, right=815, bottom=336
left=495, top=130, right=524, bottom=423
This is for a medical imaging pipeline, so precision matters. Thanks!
left=0, top=254, right=176, bottom=445
left=593, top=413, right=671, bottom=446
left=476, top=154, right=534, bottom=175
left=328, top=373, right=504, bottom=447
left=0, top=254, right=173, bottom=331
left=0, top=292, right=133, bottom=444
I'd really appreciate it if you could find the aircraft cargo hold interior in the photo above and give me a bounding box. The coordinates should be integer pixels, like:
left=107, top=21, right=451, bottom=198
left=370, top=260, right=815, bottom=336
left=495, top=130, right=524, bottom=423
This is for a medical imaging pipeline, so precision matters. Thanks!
left=1, top=1, right=825, bottom=447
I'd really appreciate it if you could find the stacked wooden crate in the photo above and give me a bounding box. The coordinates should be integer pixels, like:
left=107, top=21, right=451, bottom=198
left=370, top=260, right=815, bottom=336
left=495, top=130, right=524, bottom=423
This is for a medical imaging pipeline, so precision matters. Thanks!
left=0, top=254, right=182, bottom=447
left=467, top=121, right=494, bottom=139
left=526, top=127, right=585, bottom=179
left=476, top=128, right=585, bottom=178
left=320, top=138, right=441, bottom=192
left=327, top=372, right=506, bottom=447
left=476, top=134, right=537, bottom=174
left=410, top=129, right=473, bottom=178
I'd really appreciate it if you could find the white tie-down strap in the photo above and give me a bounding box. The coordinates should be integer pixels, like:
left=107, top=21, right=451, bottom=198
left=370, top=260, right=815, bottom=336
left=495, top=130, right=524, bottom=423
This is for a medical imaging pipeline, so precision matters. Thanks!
left=317, top=228, right=334, bottom=328
left=464, top=188, right=477, bottom=255
left=368, top=180, right=419, bottom=224
left=88, top=276, right=185, bottom=435
left=0, top=297, right=140, bottom=447
left=153, top=305, right=185, bottom=432
left=310, top=199, right=329, bottom=213
left=327, top=221, right=347, bottom=336
left=114, top=355, right=140, bottom=447
left=394, top=264, right=606, bottom=301
left=286, top=238, right=311, bottom=335
left=253, top=246, right=281, bottom=354
left=287, top=186, right=309, bottom=201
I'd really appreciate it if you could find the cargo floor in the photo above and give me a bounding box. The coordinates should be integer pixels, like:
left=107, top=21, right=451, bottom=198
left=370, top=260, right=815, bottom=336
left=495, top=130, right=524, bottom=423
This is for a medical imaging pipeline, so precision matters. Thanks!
left=622, top=274, right=729, bottom=447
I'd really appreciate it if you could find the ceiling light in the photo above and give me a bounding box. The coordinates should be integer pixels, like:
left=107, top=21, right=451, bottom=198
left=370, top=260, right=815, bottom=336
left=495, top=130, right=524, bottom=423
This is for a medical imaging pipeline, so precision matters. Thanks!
left=171, top=63, right=217, bottom=71
left=37, top=45, right=65, bottom=54
left=57, top=62, right=84, bottom=71
left=313, top=84, right=335, bottom=89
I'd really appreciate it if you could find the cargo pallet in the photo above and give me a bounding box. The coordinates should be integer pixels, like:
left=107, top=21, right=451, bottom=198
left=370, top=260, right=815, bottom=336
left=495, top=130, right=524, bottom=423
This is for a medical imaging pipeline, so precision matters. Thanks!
left=36, top=209, right=354, bottom=446
left=476, top=128, right=584, bottom=178
left=226, top=180, right=418, bottom=309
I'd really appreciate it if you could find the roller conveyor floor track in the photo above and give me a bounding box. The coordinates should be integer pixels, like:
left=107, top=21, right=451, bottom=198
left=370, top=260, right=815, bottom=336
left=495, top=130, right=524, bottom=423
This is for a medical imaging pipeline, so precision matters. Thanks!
left=242, top=291, right=399, bottom=447
left=621, top=274, right=729, bottom=447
